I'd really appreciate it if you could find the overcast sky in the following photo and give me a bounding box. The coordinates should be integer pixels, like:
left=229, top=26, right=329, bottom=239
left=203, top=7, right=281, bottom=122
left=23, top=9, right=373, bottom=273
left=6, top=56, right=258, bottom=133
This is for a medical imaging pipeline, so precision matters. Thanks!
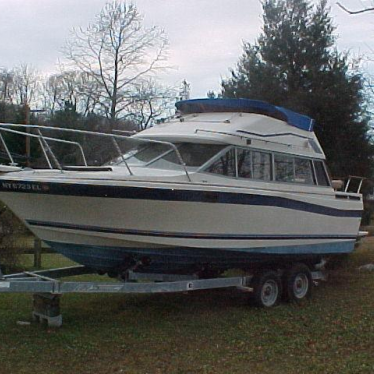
left=0, top=0, right=373, bottom=98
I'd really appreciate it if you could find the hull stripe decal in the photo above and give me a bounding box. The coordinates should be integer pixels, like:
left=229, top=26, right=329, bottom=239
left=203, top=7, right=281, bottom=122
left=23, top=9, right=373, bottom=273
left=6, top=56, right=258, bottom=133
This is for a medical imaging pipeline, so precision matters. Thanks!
left=27, top=220, right=358, bottom=241
left=0, top=180, right=362, bottom=217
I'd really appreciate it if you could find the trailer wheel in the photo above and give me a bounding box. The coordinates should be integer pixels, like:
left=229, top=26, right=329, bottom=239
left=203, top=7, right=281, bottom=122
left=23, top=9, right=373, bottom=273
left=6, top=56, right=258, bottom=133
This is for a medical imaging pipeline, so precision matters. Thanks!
left=283, top=263, right=312, bottom=302
left=251, top=270, right=282, bottom=308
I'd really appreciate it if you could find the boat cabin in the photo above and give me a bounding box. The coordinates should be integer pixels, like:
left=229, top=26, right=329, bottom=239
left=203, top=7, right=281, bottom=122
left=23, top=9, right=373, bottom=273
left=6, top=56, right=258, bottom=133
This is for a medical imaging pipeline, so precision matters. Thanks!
left=110, top=98, right=331, bottom=188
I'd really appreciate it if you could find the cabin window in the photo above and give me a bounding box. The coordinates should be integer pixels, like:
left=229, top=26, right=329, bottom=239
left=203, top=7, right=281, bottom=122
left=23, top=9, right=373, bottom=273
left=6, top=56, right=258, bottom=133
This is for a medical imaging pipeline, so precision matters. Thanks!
left=253, top=151, right=272, bottom=181
left=206, top=148, right=236, bottom=177
left=274, top=154, right=294, bottom=182
left=237, top=149, right=252, bottom=178
left=294, top=158, right=314, bottom=184
left=275, top=154, right=315, bottom=185
left=314, top=161, right=330, bottom=186
left=237, top=149, right=271, bottom=180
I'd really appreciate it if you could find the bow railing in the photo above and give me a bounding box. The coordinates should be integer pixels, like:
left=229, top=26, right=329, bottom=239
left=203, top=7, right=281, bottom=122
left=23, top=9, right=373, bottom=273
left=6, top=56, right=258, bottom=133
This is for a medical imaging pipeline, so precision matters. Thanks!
left=0, top=123, right=192, bottom=182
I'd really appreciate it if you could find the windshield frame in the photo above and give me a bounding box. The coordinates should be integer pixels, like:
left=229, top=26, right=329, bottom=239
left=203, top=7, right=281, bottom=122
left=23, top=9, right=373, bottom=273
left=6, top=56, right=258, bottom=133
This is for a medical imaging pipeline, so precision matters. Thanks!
left=145, top=142, right=227, bottom=171
left=108, top=141, right=229, bottom=173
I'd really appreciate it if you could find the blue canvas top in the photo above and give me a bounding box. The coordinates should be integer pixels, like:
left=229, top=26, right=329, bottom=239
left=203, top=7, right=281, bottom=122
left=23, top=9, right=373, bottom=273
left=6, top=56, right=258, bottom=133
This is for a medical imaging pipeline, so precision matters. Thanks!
left=175, top=98, right=314, bottom=132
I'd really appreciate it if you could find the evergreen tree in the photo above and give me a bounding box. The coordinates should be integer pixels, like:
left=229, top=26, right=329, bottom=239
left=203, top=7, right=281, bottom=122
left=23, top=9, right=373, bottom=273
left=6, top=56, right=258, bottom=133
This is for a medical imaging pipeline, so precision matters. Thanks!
left=222, top=0, right=373, bottom=178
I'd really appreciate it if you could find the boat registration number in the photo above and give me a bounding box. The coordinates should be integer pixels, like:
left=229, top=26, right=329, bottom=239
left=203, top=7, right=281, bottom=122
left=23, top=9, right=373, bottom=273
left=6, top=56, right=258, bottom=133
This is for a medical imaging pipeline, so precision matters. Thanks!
left=1, top=182, right=48, bottom=192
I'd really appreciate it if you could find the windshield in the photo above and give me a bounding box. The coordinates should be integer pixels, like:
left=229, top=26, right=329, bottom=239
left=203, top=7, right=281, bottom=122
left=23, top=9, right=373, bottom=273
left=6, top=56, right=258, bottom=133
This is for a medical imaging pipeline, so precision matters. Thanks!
left=149, top=143, right=225, bottom=170
left=108, top=142, right=225, bottom=170
left=108, top=143, right=171, bottom=166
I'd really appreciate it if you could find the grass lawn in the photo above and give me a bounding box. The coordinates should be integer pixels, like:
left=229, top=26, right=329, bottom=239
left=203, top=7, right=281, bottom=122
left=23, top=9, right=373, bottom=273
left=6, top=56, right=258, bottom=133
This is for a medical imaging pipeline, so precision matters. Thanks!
left=0, top=240, right=373, bottom=374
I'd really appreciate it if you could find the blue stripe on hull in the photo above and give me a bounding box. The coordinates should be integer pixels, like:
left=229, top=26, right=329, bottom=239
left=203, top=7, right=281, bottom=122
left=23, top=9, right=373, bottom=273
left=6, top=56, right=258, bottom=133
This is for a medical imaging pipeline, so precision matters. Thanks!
left=0, top=180, right=362, bottom=217
left=46, top=240, right=355, bottom=273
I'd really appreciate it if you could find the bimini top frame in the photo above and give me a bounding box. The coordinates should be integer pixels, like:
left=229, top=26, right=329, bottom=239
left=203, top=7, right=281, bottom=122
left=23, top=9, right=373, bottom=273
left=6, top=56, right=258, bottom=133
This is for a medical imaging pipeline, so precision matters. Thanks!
left=0, top=123, right=192, bottom=182
left=176, top=98, right=315, bottom=132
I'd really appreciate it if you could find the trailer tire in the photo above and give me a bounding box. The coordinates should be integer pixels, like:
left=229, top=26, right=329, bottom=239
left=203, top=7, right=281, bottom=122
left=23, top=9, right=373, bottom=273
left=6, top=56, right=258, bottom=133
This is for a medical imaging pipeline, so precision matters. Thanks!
left=250, top=270, right=282, bottom=308
left=283, top=263, right=312, bottom=302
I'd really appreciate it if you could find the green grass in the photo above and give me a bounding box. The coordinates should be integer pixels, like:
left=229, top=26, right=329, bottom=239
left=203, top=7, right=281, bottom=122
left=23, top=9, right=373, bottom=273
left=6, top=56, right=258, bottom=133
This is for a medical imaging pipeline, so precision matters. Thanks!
left=0, top=242, right=374, bottom=374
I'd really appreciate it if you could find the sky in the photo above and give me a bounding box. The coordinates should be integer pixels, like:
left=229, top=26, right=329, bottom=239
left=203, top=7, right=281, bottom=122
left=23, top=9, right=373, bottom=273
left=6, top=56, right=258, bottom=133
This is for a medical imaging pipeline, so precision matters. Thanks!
left=0, top=0, right=373, bottom=98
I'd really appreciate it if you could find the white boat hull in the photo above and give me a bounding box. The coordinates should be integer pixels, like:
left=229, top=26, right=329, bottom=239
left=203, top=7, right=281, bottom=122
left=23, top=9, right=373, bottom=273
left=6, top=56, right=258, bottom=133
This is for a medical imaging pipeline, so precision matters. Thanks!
left=0, top=176, right=362, bottom=273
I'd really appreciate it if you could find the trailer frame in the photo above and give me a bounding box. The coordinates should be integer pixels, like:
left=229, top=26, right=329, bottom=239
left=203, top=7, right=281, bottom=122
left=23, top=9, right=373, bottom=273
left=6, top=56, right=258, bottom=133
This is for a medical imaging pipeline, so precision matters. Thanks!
left=0, top=265, right=326, bottom=327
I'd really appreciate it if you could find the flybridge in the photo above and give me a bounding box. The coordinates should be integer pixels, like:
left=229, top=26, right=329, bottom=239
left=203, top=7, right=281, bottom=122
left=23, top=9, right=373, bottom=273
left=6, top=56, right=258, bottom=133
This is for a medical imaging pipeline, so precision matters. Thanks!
left=175, top=98, right=315, bottom=132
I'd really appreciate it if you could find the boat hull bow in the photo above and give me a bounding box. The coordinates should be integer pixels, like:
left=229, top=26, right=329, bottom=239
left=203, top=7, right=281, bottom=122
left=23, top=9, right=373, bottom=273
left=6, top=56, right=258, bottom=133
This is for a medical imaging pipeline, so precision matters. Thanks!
left=0, top=176, right=362, bottom=274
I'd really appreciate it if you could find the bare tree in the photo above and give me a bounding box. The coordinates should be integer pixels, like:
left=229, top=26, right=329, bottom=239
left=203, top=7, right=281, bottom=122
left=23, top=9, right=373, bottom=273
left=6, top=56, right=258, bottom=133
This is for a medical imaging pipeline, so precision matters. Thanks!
left=63, top=1, right=169, bottom=129
left=0, top=68, right=14, bottom=103
left=76, top=72, right=103, bottom=116
left=41, top=73, right=65, bottom=115
left=42, top=70, right=103, bottom=116
left=336, top=2, right=374, bottom=118
left=12, top=64, right=40, bottom=107
left=128, top=79, right=176, bottom=130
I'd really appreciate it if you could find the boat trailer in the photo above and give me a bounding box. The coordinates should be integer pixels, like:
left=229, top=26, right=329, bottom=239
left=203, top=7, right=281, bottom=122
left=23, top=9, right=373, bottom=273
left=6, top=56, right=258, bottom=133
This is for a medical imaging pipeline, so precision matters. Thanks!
left=0, top=265, right=326, bottom=327
left=0, top=265, right=255, bottom=327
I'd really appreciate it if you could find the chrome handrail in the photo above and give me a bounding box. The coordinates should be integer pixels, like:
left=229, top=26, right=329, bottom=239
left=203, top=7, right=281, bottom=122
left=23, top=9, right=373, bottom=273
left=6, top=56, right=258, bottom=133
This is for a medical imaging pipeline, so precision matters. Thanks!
left=110, top=137, right=133, bottom=176
left=344, top=176, right=366, bottom=194
left=0, top=123, right=192, bottom=182
left=0, top=133, right=16, bottom=165
left=194, top=128, right=316, bottom=152
left=0, top=127, right=87, bottom=170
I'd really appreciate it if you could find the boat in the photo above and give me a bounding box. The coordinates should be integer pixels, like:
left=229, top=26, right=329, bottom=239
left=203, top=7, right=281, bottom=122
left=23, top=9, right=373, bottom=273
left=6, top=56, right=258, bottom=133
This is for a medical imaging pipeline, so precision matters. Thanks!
left=0, top=98, right=364, bottom=277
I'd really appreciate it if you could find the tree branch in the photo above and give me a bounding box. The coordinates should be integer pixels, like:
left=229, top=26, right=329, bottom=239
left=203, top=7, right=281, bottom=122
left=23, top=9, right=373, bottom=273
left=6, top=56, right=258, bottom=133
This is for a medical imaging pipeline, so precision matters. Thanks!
left=336, top=2, right=374, bottom=15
